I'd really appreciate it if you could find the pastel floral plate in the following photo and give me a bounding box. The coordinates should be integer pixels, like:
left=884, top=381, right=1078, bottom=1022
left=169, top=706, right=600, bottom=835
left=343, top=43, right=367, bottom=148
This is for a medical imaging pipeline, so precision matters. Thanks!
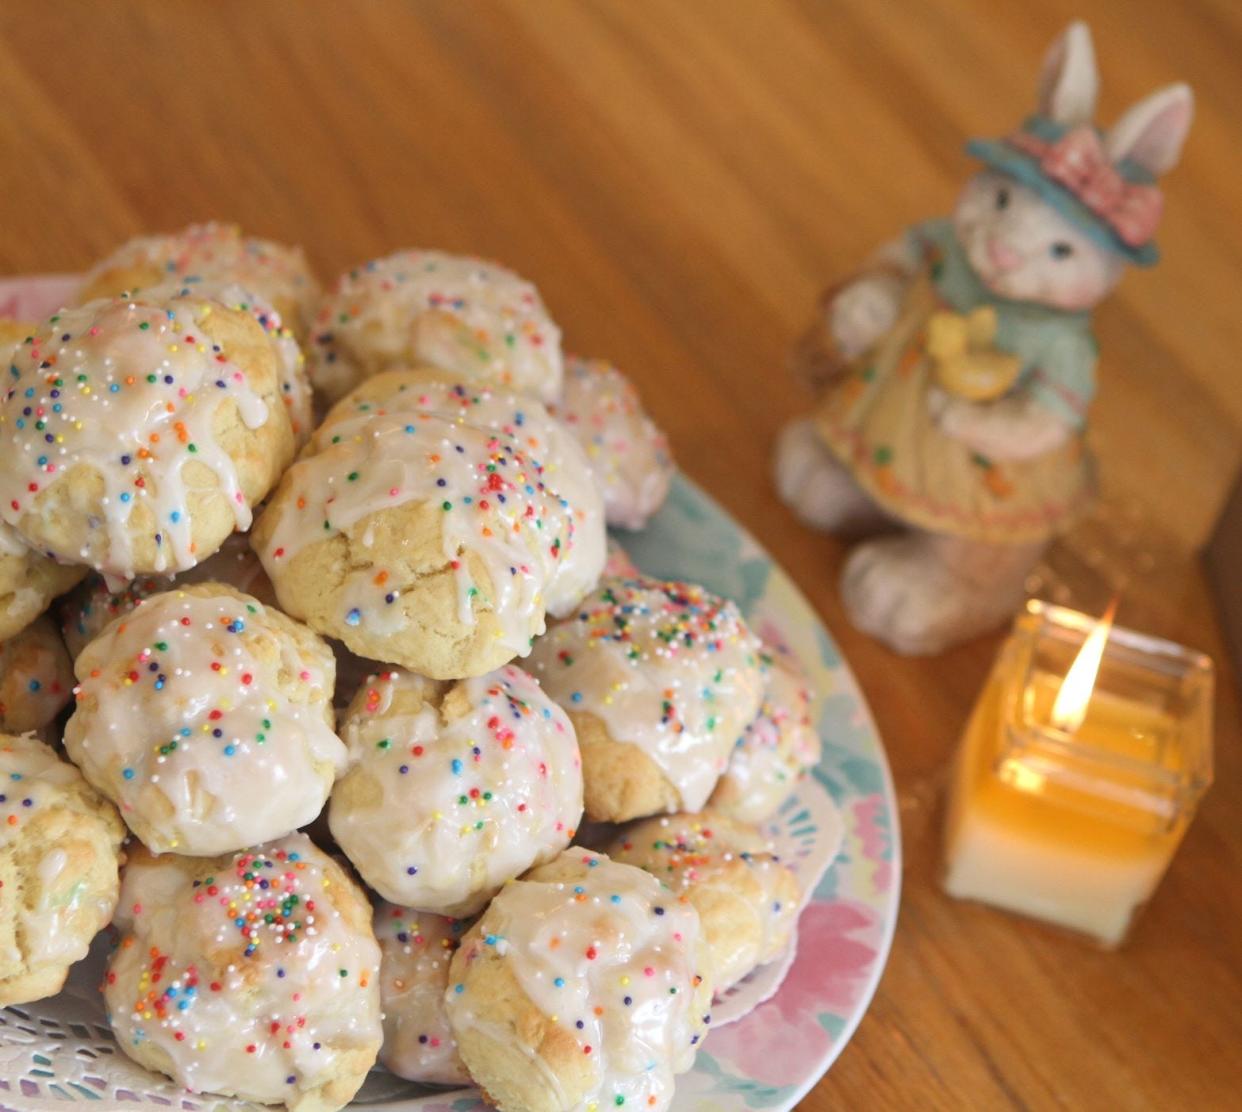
left=0, top=276, right=900, bottom=1112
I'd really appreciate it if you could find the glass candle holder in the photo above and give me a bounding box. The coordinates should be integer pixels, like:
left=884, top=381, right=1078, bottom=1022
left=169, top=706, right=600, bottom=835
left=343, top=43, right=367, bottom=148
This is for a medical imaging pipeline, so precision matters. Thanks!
left=943, top=600, right=1214, bottom=947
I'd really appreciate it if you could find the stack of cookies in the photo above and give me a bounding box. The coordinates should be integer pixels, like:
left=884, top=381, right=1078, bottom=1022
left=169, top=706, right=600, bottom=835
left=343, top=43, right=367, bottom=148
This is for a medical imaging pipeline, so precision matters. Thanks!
left=0, top=225, right=824, bottom=1112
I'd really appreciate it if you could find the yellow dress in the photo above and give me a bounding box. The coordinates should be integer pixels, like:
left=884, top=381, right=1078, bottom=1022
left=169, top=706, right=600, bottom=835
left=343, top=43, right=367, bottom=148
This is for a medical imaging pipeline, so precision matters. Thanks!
left=813, top=227, right=1094, bottom=545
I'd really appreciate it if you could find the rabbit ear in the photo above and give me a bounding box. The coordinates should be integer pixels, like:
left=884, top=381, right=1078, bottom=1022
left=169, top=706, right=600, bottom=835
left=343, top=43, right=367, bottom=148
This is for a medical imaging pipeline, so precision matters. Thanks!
left=1106, top=84, right=1194, bottom=175
left=1037, top=21, right=1099, bottom=125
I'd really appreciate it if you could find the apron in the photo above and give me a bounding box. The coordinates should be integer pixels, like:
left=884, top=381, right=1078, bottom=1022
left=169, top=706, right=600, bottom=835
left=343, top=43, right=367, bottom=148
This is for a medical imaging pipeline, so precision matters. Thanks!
left=813, top=248, right=1092, bottom=546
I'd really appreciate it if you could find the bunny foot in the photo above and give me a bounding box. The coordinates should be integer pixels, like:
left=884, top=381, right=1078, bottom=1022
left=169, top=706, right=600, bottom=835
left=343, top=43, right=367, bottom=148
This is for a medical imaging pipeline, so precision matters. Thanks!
left=841, top=531, right=1040, bottom=655
left=774, top=419, right=889, bottom=537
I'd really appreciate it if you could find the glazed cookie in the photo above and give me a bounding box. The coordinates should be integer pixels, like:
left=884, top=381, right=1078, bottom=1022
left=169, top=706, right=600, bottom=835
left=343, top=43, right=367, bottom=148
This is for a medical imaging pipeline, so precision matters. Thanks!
left=552, top=356, right=674, bottom=530
left=709, top=647, right=821, bottom=823
left=329, top=665, right=582, bottom=915
left=313, top=368, right=606, bottom=614
left=527, top=577, right=765, bottom=822
left=105, top=833, right=381, bottom=1112
left=374, top=901, right=470, bottom=1086
left=0, top=613, right=74, bottom=735
left=0, top=293, right=295, bottom=579
left=0, top=519, right=86, bottom=642
left=64, top=583, right=345, bottom=855
left=0, top=733, right=126, bottom=1007
left=252, top=407, right=577, bottom=680
left=609, top=812, right=800, bottom=991
left=2, top=321, right=81, bottom=644
left=446, top=849, right=713, bottom=1112
left=141, top=278, right=314, bottom=448
left=59, top=531, right=278, bottom=659
left=78, top=223, right=321, bottom=338
left=308, top=249, right=562, bottom=405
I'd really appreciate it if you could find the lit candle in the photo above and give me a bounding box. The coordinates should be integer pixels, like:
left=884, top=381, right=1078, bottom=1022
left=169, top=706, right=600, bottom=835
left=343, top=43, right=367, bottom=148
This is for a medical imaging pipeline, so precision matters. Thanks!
left=942, top=600, right=1214, bottom=947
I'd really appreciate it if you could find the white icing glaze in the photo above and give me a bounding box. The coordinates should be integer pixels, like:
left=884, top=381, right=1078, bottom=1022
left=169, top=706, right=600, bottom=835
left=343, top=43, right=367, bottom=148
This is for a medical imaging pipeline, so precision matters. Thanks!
left=64, top=587, right=345, bottom=855
left=329, top=665, right=583, bottom=916
left=142, top=278, right=314, bottom=447
left=257, top=411, right=573, bottom=658
left=527, top=578, right=765, bottom=812
left=60, top=532, right=277, bottom=659
left=710, top=648, right=821, bottom=824
left=552, top=357, right=674, bottom=531
left=105, top=833, right=382, bottom=1107
left=316, top=373, right=605, bottom=616
left=82, top=223, right=320, bottom=332
left=0, top=296, right=279, bottom=579
left=309, top=250, right=563, bottom=404
left=446, top=849, right=711, bottom=1112
left=0, top=736, right=121, bottom=975
left=374, top=901, right=470, bottom=1085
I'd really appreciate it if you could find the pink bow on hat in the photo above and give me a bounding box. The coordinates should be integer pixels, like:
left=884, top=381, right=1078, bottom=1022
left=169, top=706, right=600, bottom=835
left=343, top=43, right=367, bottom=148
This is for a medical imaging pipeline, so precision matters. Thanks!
left=1007, top=126, right=1164, bottom=248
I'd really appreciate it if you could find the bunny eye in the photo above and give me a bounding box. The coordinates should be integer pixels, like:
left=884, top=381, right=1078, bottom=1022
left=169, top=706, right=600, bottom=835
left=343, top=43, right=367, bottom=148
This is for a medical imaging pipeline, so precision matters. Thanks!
left=995, top=187, right=1011, bottom=211
left=1050, top=242, right=1075, bottom=260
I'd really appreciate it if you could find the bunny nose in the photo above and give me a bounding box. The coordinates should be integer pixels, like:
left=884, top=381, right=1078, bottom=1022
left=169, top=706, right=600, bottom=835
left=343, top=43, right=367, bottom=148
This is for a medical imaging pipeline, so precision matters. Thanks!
left=987, top=237, right=1022, bottom=273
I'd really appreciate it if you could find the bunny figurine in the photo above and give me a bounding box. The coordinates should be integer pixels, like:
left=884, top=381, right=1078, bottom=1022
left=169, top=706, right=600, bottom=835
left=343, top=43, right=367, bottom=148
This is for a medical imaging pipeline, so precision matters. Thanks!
left=775, top=22, right=1193, bottom=655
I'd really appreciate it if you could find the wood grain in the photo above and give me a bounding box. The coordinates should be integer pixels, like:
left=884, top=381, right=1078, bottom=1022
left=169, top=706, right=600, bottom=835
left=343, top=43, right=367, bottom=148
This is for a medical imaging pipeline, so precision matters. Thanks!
left=0, top=1, right=1238, bottom=1107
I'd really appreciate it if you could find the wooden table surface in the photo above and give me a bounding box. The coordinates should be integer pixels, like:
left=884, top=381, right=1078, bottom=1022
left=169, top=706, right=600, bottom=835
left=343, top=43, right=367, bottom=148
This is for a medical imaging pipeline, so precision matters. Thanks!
left=2, top=2, right=1239, bottom=1108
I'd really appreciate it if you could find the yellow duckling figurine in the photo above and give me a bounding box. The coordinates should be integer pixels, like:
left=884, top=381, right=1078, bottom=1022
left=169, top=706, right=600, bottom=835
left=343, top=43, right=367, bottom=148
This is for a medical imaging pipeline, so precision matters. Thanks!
left=926, top=305, right=1022, bottom=401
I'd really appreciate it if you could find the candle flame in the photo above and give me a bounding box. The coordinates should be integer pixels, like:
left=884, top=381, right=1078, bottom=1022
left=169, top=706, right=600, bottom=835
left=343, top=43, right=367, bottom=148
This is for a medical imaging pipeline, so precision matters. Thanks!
left=1051, top=598, right=1117, bottom=734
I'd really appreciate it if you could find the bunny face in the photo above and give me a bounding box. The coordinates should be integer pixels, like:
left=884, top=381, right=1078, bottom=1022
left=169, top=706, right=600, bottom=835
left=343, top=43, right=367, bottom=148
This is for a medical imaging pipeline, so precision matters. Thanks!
left=950, top=20, right=1193, bottom=310
left=953, top=170, right=1124, bottom=311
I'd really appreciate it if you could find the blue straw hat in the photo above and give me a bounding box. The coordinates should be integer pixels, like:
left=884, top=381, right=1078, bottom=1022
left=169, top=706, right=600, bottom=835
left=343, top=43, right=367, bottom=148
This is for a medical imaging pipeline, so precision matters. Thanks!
left=966, top=116, right=1160, bottom=266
